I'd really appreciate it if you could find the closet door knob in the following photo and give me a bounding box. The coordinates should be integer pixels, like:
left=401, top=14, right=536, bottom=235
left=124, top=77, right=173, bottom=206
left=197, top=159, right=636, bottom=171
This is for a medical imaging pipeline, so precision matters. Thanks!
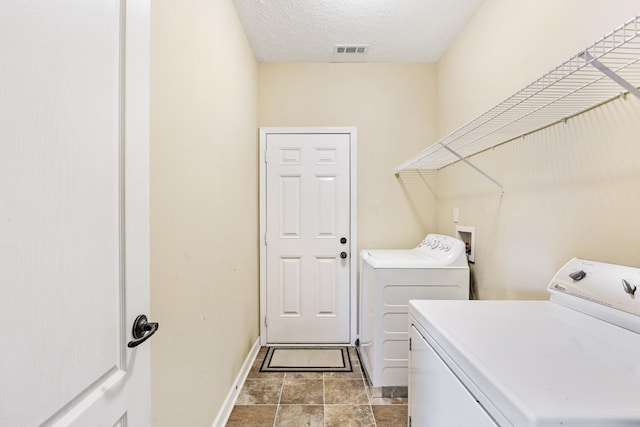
left=340, top=252, right=348, bottom=259
left=340, top=237, right=347, bottom=244
left=127, top=314, right=159, bottom=348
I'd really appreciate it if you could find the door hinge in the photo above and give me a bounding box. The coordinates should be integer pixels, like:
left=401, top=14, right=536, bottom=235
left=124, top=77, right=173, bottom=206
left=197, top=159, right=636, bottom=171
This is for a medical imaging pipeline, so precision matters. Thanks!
left=409, top=415, right=412, bottom=427
left=409, top=337, right=412, bottom=351
left=264, top=233, right=268, bottom=245
left=264, top=315, right=268, bottom=328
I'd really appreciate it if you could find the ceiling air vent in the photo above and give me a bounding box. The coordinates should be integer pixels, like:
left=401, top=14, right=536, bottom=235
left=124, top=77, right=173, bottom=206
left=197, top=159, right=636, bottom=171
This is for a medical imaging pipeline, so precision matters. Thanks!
left=333, top=44, right=369, bottom=62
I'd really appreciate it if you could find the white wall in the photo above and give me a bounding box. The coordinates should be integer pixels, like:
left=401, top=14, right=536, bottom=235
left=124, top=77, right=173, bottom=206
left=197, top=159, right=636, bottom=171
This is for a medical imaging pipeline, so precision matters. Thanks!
left=430, top=0, right=640, bottom=299
left=150, top=0, right=258, bottom=425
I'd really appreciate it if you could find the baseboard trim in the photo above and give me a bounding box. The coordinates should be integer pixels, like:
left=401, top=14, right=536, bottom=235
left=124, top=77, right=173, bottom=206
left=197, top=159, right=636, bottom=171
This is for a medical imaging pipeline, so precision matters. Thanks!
left=211, top=336, right=261, bottom=427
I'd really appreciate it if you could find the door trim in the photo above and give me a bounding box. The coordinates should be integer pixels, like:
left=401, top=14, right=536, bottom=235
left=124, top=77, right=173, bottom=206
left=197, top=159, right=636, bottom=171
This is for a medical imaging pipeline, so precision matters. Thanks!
left=259, top=127, right=357, bottom=346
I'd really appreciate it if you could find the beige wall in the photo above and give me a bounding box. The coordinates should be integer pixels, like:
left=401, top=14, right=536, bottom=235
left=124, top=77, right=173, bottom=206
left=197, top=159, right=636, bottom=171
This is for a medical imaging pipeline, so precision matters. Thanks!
left=150, top=0, right=258, bottom=425
left=436, top=0, right=640, bottom=136
left=147, top=0, right=640, bottom=423
left=431, top=0, right=640, bottom=299
left=259, top=63, right=439, bottom=250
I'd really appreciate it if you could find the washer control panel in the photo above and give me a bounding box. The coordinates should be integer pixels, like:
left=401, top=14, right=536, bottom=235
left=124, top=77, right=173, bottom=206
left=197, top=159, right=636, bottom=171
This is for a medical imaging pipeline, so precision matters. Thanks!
left=548, top=258, right=640, bottom=332
left=415, top=234, right=465, bottom=259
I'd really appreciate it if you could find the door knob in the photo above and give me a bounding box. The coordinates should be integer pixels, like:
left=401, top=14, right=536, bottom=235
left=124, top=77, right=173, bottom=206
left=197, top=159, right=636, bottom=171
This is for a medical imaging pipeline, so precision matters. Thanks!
left=340, top=252, right=348, bottom=259
left=340, top=237, right=347, bottom=244
left=127, top=314, right=159, bottom=348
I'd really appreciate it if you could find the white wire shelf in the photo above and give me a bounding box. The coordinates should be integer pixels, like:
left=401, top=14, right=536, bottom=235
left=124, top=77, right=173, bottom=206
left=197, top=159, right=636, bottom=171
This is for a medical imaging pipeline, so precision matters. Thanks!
left=394, top=13, right=640, bottom=177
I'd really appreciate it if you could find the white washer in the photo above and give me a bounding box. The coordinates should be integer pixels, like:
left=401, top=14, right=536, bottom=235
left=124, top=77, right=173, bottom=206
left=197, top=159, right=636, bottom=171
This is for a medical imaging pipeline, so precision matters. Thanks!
left=358, top=234, right=469, bottom=396
left=408, top=258, right=640, bottom=426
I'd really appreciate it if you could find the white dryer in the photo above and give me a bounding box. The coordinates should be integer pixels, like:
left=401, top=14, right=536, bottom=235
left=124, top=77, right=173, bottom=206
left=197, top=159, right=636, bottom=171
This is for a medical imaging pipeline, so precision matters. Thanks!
left=408, top=258, right=640, bottom=426
left=358, top=234, right=469, bottom=396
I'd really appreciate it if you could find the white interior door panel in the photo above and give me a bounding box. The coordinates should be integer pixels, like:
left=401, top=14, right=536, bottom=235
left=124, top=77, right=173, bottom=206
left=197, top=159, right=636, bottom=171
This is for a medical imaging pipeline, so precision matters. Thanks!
left=264, top=132, right=353, bottom=343
left=0, top=1, right=150, bottom=425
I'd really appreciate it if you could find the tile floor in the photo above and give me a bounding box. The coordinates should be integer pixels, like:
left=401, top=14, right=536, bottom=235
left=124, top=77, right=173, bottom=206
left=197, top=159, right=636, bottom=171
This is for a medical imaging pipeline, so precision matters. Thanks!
left=226, top=347, right=407, bottom=426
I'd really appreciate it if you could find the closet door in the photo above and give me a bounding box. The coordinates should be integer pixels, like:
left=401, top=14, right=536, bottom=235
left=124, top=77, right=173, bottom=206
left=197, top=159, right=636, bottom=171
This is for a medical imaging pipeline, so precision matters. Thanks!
left=0, top=1, right=151, bottom=425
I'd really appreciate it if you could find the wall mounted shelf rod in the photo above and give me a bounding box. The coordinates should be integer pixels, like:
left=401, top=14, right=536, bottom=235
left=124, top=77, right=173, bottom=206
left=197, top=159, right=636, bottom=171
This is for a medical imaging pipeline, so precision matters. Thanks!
left=393, top=14, right=640, bottom=181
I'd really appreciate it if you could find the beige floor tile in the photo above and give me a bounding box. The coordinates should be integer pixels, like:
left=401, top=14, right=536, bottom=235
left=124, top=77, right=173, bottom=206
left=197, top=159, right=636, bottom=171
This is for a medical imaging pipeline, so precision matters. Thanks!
left=324, top=368, right=363, bottom=380
left=348, top=347, right=362, bottom=367
left=226, top=405, right=277, bottom=426
left=247, top=357, right=286, bottom=380
left=369, top=396, right=408, bottom=405
left=280, top=379, right=324, bottom=404
left=235, top=379, right=283, bottom=405
left=274, top=404, right=323, bottom=427
left=324, top=379, right=369, bottom=404
left=324, top=372, right=363, bottom=380
left=284, top=372, right=323, bottom=381
left=372, top=405, right=408, bottom=427
left=325, top=405, right=375, bottom=427
left=229, top=347, right=408, bottom=425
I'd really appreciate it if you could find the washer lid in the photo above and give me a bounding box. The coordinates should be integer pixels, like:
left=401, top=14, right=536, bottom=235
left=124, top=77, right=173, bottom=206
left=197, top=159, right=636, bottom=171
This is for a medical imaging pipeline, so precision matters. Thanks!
left=361, top=249, right=442, bottom=268
left=361, top=233, right=468, bottom=268
left=409, top=300, right=640, bottom=427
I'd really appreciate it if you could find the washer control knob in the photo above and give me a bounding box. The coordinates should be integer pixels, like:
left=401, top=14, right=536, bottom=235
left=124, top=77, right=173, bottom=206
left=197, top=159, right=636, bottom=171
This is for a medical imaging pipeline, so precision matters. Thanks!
left=622, top=279, right=637, bottom=296
left=569, top=270, right=586, bottom=281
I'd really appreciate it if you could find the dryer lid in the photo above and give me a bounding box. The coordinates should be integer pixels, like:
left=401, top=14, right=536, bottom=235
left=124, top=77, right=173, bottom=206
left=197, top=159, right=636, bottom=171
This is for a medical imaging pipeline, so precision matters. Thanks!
left=409, top=299, right=640, bottom=427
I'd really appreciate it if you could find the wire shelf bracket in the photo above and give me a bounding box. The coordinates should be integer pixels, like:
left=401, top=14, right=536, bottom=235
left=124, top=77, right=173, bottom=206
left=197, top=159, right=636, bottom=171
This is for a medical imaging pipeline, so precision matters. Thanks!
left=581, top=51, right=640, bottom=99
left=440, top=144, right=506, bottom=194
left=394, top=13, right=640, bottom=191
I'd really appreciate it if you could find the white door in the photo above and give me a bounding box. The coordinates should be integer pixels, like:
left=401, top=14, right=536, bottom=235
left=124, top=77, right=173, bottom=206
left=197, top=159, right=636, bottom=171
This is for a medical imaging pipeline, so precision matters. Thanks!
left=263, top=131, right=354, bottom=343
left=0, top=1, right=151, bottom=426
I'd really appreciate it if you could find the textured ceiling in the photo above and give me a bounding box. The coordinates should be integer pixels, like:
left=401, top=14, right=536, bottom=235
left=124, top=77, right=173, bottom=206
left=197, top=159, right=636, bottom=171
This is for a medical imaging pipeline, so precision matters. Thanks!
left=233, top=0, right=484, bottom=63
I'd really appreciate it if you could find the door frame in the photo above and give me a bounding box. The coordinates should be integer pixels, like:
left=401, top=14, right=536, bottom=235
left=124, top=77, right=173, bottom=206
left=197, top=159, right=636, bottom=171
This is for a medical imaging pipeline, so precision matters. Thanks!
left=259, top=127, right=357, bottom=346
